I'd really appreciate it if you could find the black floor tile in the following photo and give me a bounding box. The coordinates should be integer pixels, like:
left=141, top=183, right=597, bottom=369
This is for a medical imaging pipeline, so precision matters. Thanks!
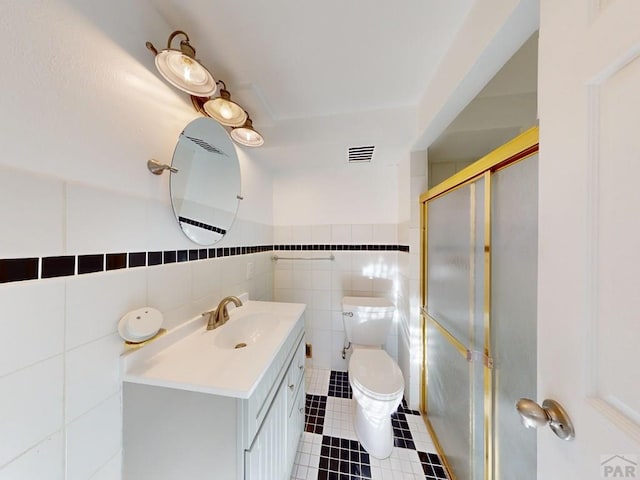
left=418, top=451, right=449, bottom=480
left=305, top=394, right=327, bottom=434
left=397, top=397, right=421, bottom=416
left=319, top=436, right=371, bottom=480
left=328, top=371, right=352, bottom=399
left=391, top=411, right=416, bottom=450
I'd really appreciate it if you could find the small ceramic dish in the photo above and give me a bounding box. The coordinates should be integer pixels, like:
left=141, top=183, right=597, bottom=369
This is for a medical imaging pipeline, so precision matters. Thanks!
left=118, top=307, right=163, bottom=343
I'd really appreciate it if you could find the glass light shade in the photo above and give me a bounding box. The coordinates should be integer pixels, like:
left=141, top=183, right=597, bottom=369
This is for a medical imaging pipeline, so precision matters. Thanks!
left=155, top=50, right=217, bottom=97
left=204, top=95, right=247, bottom=127
left=231, top=118, right=264, bottom=147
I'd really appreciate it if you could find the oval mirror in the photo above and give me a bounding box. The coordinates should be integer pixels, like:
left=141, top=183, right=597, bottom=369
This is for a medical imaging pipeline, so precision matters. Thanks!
left=169, top=117, right=241, bottom=245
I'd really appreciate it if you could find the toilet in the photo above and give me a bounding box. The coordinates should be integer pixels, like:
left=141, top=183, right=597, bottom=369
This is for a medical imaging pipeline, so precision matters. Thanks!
left=342, top=296, right=404, bottom=459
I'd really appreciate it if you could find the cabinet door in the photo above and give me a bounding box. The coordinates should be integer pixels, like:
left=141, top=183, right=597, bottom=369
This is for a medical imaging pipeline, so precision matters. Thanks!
left=287, top=383, right=305, bottom=475
left=245, top=385, right=287, bottom=480
left=286, top=339, right=306, bottom=412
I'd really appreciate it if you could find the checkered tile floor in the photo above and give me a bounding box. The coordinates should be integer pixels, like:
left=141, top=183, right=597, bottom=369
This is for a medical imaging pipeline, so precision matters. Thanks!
left=290, top=368, right=448, bottom=480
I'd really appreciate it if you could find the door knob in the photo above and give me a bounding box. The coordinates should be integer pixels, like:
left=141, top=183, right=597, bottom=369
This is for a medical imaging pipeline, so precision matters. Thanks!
left=516, top=398, right=575, bottom=441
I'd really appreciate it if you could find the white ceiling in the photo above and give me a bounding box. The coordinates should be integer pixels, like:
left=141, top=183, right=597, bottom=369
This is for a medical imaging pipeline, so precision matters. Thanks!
left=149, top=0, right=475, bottom=135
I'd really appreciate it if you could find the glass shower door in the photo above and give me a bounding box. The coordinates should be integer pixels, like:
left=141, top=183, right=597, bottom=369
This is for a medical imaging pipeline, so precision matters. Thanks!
left=425, top=175, right=486, bottom=480
left=421, top=127, right=539, bottom=480
left=490, top=154, right=538, bottom=480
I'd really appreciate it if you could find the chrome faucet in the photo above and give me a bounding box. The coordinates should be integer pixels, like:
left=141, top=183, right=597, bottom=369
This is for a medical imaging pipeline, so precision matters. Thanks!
left=203, top=296, right=243, bottom=330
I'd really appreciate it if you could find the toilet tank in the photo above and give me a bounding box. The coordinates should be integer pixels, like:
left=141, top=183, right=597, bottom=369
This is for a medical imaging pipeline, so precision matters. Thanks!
left=342, top=296, right=395, bottom=346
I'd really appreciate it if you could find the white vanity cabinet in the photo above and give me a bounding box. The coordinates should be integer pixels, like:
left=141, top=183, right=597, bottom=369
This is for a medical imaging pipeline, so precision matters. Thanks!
left=122, top=301, right=306, bottom=480
left=245, top=337, right=305, bottom=479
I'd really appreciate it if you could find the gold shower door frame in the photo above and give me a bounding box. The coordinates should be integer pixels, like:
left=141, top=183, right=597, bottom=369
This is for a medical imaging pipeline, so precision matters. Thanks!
left=419, top=127, right=539, bottom=480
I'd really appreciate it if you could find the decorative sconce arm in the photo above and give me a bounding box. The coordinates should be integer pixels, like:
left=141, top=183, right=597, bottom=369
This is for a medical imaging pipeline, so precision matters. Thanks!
left=167, top=30, right=195, bottom=58
left=147, top=159, right=178, bottom=176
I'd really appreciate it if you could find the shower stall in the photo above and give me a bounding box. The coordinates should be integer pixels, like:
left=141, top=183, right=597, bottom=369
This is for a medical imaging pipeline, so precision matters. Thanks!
left=420, top=128, right=539, bottom=480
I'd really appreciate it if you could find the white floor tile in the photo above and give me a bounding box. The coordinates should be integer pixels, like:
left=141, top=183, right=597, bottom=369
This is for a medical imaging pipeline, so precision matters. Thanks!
left=406, top=414, right=437, bottom=453
left=290, top=367, right=447, bottom=480
left=305, top=368, right=330, bottom=396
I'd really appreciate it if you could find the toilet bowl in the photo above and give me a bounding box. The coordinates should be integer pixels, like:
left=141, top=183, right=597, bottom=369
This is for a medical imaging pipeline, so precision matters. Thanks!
left=349, top=347, right=404, bottom=458
left=342, top=297, right=404, bottom=459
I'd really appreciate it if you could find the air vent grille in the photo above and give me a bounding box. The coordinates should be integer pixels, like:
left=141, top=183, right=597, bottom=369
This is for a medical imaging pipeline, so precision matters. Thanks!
left=185, top=135, right=227, bottom=155
left=348, top=145, right=374, bottom=163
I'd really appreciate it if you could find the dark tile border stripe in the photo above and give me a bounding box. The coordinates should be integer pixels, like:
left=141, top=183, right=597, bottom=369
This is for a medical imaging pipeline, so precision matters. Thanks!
left=178, top=216, right=226, bottom=235
left=106, top=253, right=127, bottom=271
left=148, top=251, right=162, bottom=266
left=0, top=258, right=39, bottom=283
left=128, top=252, right=146, bottom=268
left=0, top=244, right=409, bottom=284
left=274, top=244, right=409, bottom=252
left=78, top=254, right=104, bottom=275
left=42, top=256, right=75, bottom=278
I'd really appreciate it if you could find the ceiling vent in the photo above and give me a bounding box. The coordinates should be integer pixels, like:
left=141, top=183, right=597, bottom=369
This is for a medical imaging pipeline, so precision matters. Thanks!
left=348, top=145, right=375, bottom=163
left=185, top=135, right=227, bottom=155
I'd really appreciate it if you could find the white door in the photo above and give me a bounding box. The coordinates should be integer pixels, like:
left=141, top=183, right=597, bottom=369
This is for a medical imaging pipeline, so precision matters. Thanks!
left=538, top=0, right=640, bottom=478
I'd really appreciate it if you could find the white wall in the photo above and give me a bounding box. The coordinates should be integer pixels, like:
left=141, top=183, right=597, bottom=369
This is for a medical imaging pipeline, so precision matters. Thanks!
left=273, top=163, right=398, bottom=226
left=0, top=1, right=274, bottom=478
left=396, top=150, right=427, bottom=409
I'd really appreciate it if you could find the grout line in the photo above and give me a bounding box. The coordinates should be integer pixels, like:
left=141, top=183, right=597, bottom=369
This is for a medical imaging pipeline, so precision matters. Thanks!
left=86, top=448, right=121, bottom=479
left=0, top=429, right=64, bottom=471
left=0, top=351, right=64, bottom=381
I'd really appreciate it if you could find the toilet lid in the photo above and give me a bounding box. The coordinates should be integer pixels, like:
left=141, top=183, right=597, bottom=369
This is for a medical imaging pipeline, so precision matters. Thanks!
left=350, top=349, right=404, bottom=399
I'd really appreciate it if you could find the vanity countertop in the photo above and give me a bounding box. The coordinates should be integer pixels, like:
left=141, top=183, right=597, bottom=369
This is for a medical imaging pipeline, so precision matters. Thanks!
left=122, top=299, right=305, bottom=399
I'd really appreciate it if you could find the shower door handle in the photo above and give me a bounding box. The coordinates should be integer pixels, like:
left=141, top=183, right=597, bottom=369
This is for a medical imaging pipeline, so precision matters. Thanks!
left=516, top=398, right=575, bottom=441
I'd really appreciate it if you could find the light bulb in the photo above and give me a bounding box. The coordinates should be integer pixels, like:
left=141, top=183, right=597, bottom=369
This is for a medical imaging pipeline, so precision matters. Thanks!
left=181, top=57, right=194, bottom=81
left=219, top=103, right=233, bottom=119
left=154, top=50, right=217, bottom=96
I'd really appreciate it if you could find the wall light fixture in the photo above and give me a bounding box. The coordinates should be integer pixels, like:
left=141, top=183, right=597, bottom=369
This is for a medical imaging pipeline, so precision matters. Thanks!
left=147, top=31, right=264, bottom=146
left=203, top=81, right=248, bottom=127
left=231, top=115, right=264, bottom=147
left=146, top=30, right=217, bottom=97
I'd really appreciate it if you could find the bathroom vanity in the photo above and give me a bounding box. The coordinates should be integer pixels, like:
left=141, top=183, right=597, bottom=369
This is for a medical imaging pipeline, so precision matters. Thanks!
left=121, top=300, right=306, bottom=480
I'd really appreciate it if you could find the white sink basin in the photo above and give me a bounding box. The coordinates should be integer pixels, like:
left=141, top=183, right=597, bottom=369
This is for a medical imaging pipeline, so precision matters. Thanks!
left=214, top=313, right=281, bottom=349
left=122, top=299, right=305, bottom=398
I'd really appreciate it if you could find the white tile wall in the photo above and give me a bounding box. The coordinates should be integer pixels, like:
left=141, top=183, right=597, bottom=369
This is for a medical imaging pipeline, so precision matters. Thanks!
left=65, top=334, right=124, bottom=422
left=330, top=225, right=352, bottom=243
left=0, top=433, right=64, bottom=480
left=351, top=224, right=373, bottom=243
left=65, top=394, right=122, bottom=480
left=65, top=269, right=147, bottom=350
left=311, top=225, right=331, bottom=244
left=0, top=357, right=64, bottom=467
left=397, top=150, right=427, bottom=410
left=272, top=224, right=403, bottom=371
left=0, top=169, right=274, bottom=479
left=89, top=452, right=122, bottom=480
left=0, top=181, right=410, bottom=479
left=0, top=279, right=65, bottom=377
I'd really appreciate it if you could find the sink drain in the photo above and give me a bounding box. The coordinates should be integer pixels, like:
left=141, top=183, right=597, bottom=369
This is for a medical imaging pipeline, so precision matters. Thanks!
left=234, top=342, right=247, bottom=349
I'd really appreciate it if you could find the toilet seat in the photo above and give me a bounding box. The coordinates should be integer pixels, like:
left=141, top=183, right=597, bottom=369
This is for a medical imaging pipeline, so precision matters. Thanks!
left=349, top=349, right=404, bottom=400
